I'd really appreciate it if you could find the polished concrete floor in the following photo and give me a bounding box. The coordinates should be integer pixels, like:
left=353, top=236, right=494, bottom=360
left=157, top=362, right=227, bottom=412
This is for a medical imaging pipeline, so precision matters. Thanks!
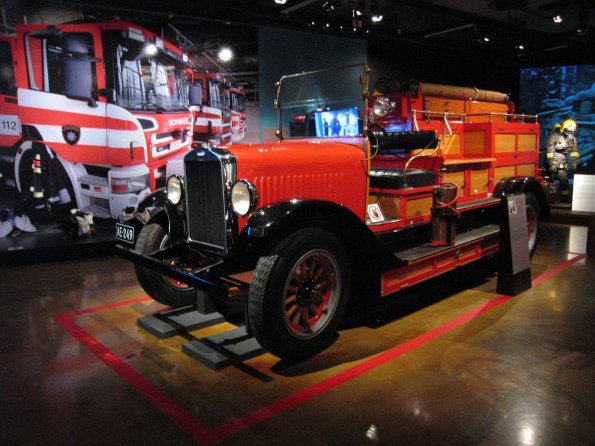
left=0, top=222, right=594, bottom=445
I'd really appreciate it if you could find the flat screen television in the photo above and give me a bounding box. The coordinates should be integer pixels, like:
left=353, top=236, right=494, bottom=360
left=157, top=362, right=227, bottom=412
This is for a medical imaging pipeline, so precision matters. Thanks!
left=313, top=107, right=360, bottom=137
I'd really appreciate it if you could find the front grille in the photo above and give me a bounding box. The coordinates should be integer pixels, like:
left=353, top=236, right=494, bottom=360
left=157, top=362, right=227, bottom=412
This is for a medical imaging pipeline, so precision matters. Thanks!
left=184, top=149, right=234, bottom=251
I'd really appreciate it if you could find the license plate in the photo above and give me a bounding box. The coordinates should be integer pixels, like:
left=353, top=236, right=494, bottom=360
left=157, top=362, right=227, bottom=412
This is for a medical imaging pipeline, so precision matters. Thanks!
left=115, top=223, right=135, bottom=244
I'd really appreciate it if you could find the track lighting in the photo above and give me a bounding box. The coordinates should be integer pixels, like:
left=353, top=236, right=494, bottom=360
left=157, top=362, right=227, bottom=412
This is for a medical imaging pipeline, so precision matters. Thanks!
left=323, top=0, right=336, bottom=12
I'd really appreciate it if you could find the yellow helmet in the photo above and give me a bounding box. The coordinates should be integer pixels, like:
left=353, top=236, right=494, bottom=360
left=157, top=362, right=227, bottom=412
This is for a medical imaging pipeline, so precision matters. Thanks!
left=562, top=119, right=576, bottom=133
left=552, top=123, right=562, bottom=132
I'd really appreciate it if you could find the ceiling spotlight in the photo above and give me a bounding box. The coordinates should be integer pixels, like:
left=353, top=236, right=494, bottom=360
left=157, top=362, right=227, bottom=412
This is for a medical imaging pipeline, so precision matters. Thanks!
left=144, top=43, right=158, bottom=56
left=552, top=13, right=563, bottom=23
left=483, top=35, right=490, bottom=42
left=274, top=0, right=287, bottom=5
left=574, top=10, right=589, bottom=35
left=354, top=1, right=364, bottom=17
left=515, top=44, right=525, bottom=51
left=217, top=47, right=233, bottom=62
left=371, top=0, right=383, bottom=22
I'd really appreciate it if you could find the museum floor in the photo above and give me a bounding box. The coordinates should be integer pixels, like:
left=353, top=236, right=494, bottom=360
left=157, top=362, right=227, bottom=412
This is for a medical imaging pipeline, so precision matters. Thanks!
left=0, top=222, right=594, bottom=445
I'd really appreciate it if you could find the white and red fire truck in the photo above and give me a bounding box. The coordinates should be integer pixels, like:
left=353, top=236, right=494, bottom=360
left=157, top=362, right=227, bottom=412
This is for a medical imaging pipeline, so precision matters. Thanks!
left=190, top=71, right=232, bottom=146
left=0, top=35, right=19, bottom=187
left=229, top=86, right=246, bottom=142
left=0, top=20, right=193, bottom=219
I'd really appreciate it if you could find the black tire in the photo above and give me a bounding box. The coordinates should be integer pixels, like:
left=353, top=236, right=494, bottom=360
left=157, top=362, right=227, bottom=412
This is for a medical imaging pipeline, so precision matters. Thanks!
left=525, top=192, right=540, bottom=258
left=134, top=223, right=196, bottom=307
left=248, top=228, right=351, bottom=359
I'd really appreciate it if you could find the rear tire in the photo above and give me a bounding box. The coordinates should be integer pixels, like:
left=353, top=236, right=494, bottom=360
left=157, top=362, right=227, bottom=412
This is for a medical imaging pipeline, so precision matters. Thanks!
left=134, top=223, right=196, bottom=307
left=248, top=228, right=350, bottom=359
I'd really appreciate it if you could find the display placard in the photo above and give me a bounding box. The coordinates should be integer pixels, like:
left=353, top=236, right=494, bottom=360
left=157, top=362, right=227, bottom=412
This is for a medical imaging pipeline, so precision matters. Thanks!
left=572, top=174, right=595, bottom=212
left=507, top=195, right=531, bottom=274
left=497, top=194, right=532, bottom=296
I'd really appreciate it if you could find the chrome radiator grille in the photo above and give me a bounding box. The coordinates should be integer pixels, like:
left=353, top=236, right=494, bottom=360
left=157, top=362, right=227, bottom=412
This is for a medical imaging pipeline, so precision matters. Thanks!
left=184, top=149, right=234, bottom=251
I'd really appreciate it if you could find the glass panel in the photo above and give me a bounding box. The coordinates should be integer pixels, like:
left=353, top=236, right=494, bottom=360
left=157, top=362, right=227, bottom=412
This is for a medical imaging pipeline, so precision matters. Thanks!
left=277, top=64, right=366, bottom=138
left=105, top=31, right=189, bottom=112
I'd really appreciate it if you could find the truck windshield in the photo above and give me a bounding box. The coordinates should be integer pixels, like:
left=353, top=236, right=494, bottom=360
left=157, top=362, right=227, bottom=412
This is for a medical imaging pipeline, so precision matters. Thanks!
left=230, top=92, right=245, bottom=112
left=276, top=64, right=366, bottom=139
left=103, top=31, right=189, bottom=112
left=209, top=80, right=231, bottom=116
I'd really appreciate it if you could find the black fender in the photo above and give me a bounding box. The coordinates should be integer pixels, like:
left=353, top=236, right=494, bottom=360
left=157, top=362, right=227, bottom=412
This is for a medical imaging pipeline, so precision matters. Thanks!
left=245, top=200, right=399, bottom=271
left=127, top=188, right=186, bottom=243
left=493, top=176, right=550, bottom=221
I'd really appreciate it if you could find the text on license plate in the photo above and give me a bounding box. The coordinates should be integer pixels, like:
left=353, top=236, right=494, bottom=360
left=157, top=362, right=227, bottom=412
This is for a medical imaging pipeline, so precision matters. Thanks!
left=115, top=223, right=135, bottom=244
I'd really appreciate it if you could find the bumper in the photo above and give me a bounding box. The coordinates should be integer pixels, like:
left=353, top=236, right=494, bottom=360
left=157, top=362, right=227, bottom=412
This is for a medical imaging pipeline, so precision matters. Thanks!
left=115, top=243, right=249, bottom=300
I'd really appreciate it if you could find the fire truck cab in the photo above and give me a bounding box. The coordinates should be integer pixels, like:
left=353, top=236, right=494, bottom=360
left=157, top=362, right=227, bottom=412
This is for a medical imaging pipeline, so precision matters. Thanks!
left=0, top=35, right=20, bottom=188
left=229, top=86, right=246, bottom=143
left=0, top=20, right=193, bottom=219
left=117, top=64, right=549, bottom=360
left=190, top=71, right=232, bottom=146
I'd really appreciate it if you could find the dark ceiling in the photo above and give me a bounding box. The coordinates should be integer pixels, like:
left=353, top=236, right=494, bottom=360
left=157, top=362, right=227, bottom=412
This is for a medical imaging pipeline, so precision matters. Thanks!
left=5, top=0, right=595, bottom=74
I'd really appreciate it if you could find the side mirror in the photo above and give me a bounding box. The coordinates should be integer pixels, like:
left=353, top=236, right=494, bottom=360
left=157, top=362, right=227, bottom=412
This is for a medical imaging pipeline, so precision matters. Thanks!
left=189, top=85, right=203, bottom=106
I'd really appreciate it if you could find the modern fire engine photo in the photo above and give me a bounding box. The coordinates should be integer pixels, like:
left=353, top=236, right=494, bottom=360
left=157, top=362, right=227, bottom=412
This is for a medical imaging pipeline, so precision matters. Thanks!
left=116, top=63, right=549, bottom=360
left=189, top=71, right=235, bottom=147
left=0, top=20, right=194, bottom=219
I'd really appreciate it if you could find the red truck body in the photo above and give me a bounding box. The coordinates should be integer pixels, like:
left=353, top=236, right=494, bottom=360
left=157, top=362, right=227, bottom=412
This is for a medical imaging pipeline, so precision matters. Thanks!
left=117, top=64, right=549, bottom=360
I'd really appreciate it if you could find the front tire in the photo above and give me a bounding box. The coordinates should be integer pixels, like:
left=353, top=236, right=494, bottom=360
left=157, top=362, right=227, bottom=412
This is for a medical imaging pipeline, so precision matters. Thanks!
left=248, top=228, right=351, bottom=359
left=134, top=223, right=196, bottom=307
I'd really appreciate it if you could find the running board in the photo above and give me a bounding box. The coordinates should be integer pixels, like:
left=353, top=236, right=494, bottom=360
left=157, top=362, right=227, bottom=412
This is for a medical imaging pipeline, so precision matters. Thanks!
left=395, top=224, right=499, bottom=263
left=382, top=224, right=500, bottom=297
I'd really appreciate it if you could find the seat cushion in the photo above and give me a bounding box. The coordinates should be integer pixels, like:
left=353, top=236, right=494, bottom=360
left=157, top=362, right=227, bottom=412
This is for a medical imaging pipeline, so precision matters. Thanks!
left=369, top=130, right=438, bottom=154
left=370, top=168, right=436, bottom=189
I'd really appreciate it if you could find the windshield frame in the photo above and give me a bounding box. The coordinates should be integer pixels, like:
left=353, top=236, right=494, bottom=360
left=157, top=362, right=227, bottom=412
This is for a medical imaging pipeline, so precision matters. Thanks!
left=274, top=63, right=370, bottom=141
left=102, top=30, right=191, bottom=113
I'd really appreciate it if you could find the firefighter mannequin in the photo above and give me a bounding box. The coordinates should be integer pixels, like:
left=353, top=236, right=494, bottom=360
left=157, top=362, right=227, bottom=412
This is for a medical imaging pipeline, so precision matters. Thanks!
left=545, top=119, right=579, bottom=203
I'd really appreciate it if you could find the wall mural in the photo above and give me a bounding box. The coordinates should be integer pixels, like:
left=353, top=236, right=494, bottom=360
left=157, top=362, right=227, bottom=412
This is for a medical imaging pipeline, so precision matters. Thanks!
left=519, top=64, right=595, bottom=174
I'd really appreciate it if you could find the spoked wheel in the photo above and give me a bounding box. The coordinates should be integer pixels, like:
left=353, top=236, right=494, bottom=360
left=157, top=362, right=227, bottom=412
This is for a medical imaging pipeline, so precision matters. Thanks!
left=134, top=223, right=196, bottom=307
left=283, top=249, right=341, bottom=339
left=248, top=228, right=351, bottom=360
left=525, top=192, right=540, bottom=258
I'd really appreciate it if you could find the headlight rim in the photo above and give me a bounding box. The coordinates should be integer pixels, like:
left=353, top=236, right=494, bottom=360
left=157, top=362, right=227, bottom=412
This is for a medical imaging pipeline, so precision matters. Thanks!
left=231, top=179, right=258, bottom=216
left=372, top=96, right=392, bottom=117
left=166, top=175, right=184, bottom=206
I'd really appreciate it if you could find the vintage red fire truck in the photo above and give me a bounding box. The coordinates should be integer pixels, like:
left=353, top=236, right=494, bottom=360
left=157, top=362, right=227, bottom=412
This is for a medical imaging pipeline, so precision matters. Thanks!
left=190, top=71, right=232, bottom=146
left=0, top=20, right=193, bottom=219
left=117, top=64, right=548, bottom=360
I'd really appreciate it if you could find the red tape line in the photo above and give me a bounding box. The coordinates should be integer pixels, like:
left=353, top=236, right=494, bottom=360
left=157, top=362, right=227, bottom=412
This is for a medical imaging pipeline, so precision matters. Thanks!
left=53, top=254, right=585, bottom=445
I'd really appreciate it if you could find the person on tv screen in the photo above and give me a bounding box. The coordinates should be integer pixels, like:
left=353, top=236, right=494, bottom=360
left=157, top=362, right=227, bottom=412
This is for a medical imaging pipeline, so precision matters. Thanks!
left=331, top=114, right=341, bottom=136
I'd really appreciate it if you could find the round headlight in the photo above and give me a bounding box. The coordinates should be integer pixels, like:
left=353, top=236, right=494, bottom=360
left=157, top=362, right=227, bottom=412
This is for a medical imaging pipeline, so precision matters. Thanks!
left=231, top=180, right=257, bottom=216
left=167, top=175, right=184, bottom=205
left=372, top=96, right=392, bottom=117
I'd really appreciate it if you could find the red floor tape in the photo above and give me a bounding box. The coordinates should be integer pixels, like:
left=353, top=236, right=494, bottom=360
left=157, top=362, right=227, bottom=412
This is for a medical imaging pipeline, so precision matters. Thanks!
left=53, top=254, right=585, bottom=445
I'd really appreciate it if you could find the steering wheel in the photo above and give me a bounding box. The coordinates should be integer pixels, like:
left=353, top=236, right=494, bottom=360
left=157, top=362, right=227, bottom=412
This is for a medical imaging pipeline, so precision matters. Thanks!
left=366, top=122, right=388, bottom=156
